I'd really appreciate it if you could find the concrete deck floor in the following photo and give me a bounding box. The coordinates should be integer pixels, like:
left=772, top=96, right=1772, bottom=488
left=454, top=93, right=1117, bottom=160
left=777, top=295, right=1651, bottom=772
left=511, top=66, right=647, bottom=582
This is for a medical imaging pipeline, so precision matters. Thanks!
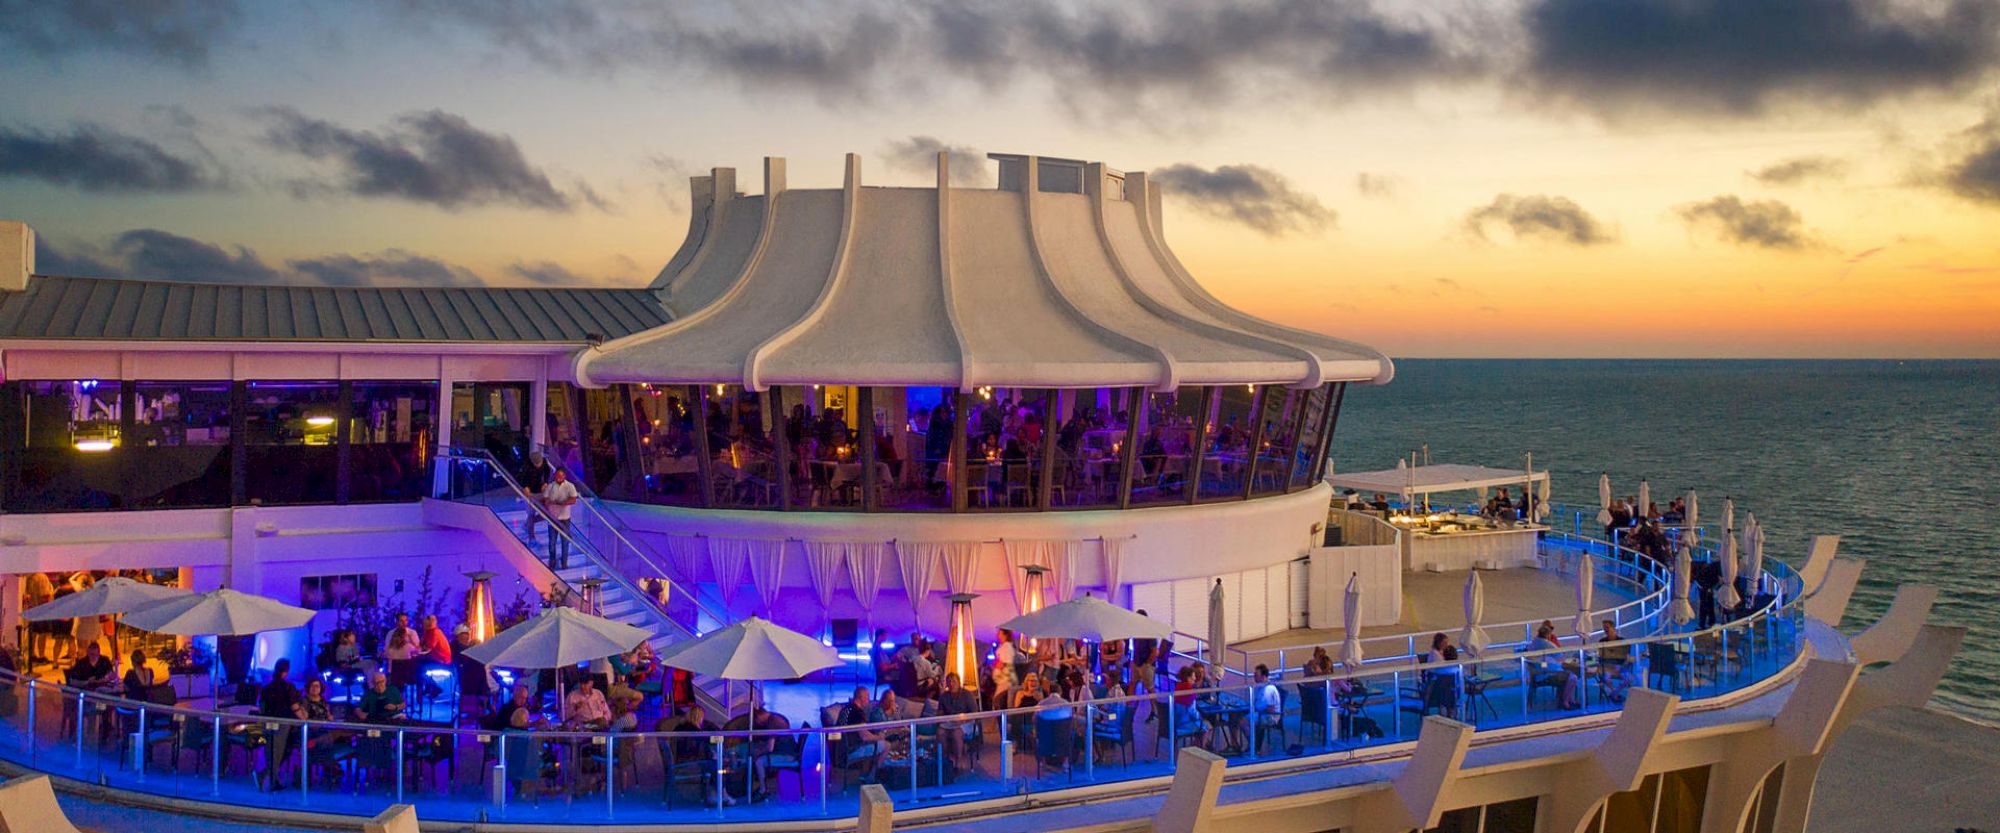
left=1234, top=566, right=1640, bottom=654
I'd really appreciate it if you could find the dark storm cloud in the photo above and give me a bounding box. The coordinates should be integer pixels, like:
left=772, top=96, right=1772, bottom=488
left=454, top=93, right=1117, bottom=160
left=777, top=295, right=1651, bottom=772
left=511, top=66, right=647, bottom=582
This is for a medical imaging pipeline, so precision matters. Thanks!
left=288, top=252, right=482, bottom=287
left=1748, top=155, right=1850, bottom=185
left=0, top=124, right=221, bottom=194
left=1355, top=172, right=1401, bottom=199
left=110, top=229, right=280, bottom=283
left=0, top=0, right=242, bottom=70
left=1941, top=112, right=2000, bottom=204
left=1519, top=0, right=2000, bottom=116
left=1676, top=195, right=1819, bottom=250
left=1462, top=194, right=1614, bottom=247
left=1152, top=163, right=1336, bottom=237
left=381, top=1, right=1482, bottom=109
left=883, top=137, right=991, bottom=185
left=256, top=108, right=583, bottom=212
left=30, top=229, right=586, bottom=286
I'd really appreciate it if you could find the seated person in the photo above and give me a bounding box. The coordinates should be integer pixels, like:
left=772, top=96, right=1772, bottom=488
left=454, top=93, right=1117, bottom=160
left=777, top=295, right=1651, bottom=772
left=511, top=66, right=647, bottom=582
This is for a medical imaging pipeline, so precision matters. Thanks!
left=565, top=676, right=612, bottom=730
left=835, top=687, right=888, bottom=780
left=1595, top=621, right=1634, bottom=703
left=356, top=671, right=407, bottom=722
left=121, top=649, right=156, bottom=694
left=67, top=642, right=114, bottom=688
left=1524, top=624, right=1580, bottom=709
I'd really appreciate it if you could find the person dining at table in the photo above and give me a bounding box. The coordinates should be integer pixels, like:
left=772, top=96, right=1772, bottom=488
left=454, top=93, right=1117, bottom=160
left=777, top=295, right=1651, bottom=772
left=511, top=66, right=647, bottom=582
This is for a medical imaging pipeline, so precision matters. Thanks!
left=1596, top=620, right=1634, bottom=703
left=565, top=675, right=612, bottom=730
left=258, top=659, right=303, bottom=792
left=67, top=642, right=114, bottom=689
left=1302, top=646, right=1334, bottom=678
left=357, top=671, right=407, bottom=722
left=1526, top=623, right=1581, bottom=709
left=1252, top=665, right=1283, bottom=754
left=498, top=684, right=551, bottom=804
left=834, top=687, right=887, bottom=784
left=121, top=649, right=155, bottom=694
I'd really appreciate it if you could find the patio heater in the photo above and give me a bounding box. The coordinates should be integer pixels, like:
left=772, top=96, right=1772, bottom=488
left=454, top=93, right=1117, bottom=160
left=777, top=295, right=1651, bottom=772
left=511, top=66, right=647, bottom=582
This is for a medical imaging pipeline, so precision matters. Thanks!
left=1018, top=564, right=1049, bottom=651
left=463, top=571, right=497, bottom=643
left=578, top=577, right=606, bottom=617
left=945, top=592, right=980, bottom=688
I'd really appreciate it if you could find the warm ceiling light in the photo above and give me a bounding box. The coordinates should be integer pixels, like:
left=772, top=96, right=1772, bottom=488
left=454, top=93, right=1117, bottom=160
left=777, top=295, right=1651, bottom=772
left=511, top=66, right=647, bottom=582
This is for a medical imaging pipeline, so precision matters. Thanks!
left=74, top=440, right=115, bottom=452
left=306, top=416, right=335, bottom=427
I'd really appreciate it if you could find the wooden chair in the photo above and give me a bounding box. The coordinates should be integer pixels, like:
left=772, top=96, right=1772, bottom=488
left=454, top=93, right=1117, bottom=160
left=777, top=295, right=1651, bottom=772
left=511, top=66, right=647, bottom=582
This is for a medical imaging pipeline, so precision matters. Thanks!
left=1004, top=464, right=1033, bottom=506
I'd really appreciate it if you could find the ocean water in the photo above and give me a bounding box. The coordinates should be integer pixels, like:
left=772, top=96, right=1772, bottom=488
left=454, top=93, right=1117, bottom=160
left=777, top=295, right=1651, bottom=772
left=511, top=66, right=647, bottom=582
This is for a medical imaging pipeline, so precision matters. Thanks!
left=1333, top=359, right=2000, bottom=723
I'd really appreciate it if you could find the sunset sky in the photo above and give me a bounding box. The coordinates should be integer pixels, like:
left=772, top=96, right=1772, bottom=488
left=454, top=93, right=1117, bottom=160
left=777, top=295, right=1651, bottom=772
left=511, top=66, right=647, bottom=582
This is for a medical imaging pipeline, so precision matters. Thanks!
left=3, top=1, right=1998, bottom=357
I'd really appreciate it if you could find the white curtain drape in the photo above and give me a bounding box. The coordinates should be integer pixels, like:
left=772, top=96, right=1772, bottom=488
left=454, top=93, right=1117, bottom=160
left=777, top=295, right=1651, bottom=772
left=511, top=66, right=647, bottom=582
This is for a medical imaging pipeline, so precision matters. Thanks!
left=846, top=542, right=890, bottom=611
left=1100, top=536, right=1129, bottom=603
left=803, top=542, right=847, bottom=617
left=918, top=542, right=982, bottom=596
left=896, top=542, right=943, bottom=615
left=746, top=539, right=789, bottom=614
left=664, top=535, right=707, bottom=582
left=708, top=537, right=756, bottom=608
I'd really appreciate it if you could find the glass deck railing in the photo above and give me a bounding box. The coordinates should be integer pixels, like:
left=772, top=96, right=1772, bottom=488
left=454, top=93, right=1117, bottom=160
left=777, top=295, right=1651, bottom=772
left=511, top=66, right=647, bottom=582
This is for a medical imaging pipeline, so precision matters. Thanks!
left=0, top=552, right=1807, bottom=827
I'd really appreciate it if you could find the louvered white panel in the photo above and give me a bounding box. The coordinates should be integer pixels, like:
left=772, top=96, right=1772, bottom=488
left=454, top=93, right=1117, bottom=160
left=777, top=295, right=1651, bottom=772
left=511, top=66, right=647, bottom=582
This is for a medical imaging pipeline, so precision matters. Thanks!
left=1239, top=570, right=1266, bottom=641
left=1173, top=578, right=1208, bottom=646
left=1264, top=561, right=1289, bottom=634
left=1289, top=558, right=1311, bottom=628
left=1132, top=581, right=1174, bottom=632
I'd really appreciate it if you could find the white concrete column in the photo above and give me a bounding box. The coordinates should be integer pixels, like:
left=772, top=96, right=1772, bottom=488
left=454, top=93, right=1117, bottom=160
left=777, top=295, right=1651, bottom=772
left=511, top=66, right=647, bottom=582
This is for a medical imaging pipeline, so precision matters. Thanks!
left=0, top=574, right=18, bottom=650
left=1154, top=747, right=1227, bottom=833
left=857, top=783, right=893, bottom=833
left=529, top=375, right=549, bottom=449
left=432, top=374, right=454, bottom=497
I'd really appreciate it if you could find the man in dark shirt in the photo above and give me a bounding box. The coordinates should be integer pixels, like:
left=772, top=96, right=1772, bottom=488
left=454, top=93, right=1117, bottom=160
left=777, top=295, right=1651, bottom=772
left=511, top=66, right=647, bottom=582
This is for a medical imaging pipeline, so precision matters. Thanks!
left=519, top=449, right=554, bottom=542
left=836, top=687, right=886, bottom=779
left=258, top=659, right=302, bottom=791
left=67, top=642, right=114, bottom=688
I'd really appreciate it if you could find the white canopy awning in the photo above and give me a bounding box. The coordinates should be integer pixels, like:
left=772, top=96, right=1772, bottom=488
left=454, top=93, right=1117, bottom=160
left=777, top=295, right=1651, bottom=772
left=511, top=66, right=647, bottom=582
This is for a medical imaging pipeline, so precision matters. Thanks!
left=574, top=153, right=1392, bottom=391
left=1329, top=463, right=1548, bottom=498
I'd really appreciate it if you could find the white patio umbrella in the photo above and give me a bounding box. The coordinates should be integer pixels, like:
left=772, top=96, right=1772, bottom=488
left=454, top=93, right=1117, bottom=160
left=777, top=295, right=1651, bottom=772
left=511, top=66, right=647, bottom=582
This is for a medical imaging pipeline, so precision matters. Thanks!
left=1536, top=476, right=1551, bottom=522
left=1572, top=550, right=1596, bottom=640
left=24, top=577, right=189, bottom=672
left=1206, top=578, right=1228, bottom=670
left=1458, top=571, right=1489, bottom=656
left=1685, top=490, right=1699, bottom=534
left=1339, top=573, right=1365, bottom=669
left=1637, top=480, right=1651, bottom=518
left=122, top=588, right=316, bottom=705
left=1718, top=499, right=1741, bottom=610
left=1596, top=473, right=1613, bottom=526
left=999, top=594, right=1173, bottom=643
left=465, top=605, right=654, bottom=721
left=1746, top=522, right=1767, bottom=600
left=1669, top=539, right=1696, bottom=627
left=654, top=616, right=838, bottom=734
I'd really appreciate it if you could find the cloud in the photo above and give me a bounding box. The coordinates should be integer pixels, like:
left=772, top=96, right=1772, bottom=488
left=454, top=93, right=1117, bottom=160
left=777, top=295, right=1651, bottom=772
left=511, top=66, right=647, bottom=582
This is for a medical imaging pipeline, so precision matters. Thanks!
left=1355, top=172, right=1401, bottom=199
left=288, top=252, right=482, bottom=287
left=1152, top=163, right=1336, bottom=236
left=1676, top=195, right=1819, bottom=250
left=1748, top=155, right=1849, bottom=185
left=0, top=123, right=222, bottom=193
left=30, top=228, right=591, bottom=286
left=1518, top=0, right=2000, bottom=117
left=1462, top=193, right=1614, bottom=246
left=256, top=107, right=586, bottom=212
left=0, top=0, right=242, bottom=70
left=883, top=136, right=991, bottom=185
left=384, top=1, right=1483, bottom=115
left=1940, top=110, right=2000, bottom=204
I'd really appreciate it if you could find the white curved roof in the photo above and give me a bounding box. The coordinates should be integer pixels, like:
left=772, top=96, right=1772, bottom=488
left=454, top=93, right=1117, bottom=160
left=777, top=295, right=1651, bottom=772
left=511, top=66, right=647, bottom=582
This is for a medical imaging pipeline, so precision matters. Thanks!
left=575, top=153, right=1392, bottom=390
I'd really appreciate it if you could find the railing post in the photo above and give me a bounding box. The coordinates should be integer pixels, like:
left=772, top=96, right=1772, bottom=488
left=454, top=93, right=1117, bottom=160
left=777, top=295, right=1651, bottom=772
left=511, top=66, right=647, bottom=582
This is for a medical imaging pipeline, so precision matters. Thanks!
left=1085, top=703, right=1095, bottom=778
left=1519, top=656, right=1529, bottom=716
left=1389, top=671, right=1400, bottom=737
left=25, top=679, right=35, bottom=761
left=395, top=729, right=405, bottom=803
left=712, top=734, right=724, bottom=815
left=134, top=705, right=145, bottom=777
left=907, top=720, right=917, bottom=802
left=75, top=691, right=86, bottom=765
left=496, top=733, right=509, bottom=809
left=211, top=715, right=221, bottom=795
left=606, top=733, right=616, bottom=816
left=818, top=730, right=829, bottom=815
left=301, top=722, right=310, bottom=803
left=999, top=713, right=1012, bottom=781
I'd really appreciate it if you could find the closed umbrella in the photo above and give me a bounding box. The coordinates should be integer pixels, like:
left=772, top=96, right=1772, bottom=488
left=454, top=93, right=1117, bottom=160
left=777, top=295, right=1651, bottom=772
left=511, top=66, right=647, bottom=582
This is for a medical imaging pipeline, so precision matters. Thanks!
left=1000, top=595, right=1172, bottom=643
left=1206, top=578, right=1228, bottom=670
left=1537, top=476, right=1551, bottom=523
left=1637, top=480, right=1651, bottom=519
left=1685, top=490, right=1699, bottom=535
left=1339, top=574, right=1365, bottom=669
left=1458, top=572, right=1489, bottom=656
left=1669, top=539, right=1696, bottom=627
left=1746, top=521, right=1767, bottom=601
left=1718, top=500, right=1741, bottom=610
left=1572, top=550, right=1596, bottom=640
left=122, top=588, right=316, bottom=704
left=1596, top=473, right=1613, bottom=526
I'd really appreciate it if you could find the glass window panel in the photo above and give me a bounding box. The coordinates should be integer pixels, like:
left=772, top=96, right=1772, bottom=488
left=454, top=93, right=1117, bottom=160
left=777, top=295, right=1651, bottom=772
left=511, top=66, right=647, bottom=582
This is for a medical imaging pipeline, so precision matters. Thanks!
left=965, top=388, right=1050, bottom=510
left=1655, top=766, right=1710, bottom=833
left=1422, top=806, right=1480, bottom=833
left=1252, top=386, right=1306, bottom=496
left=1291, top=384, right=1333, bottom=489
left=450, top=382, right=531, bottom=470
left=1602, top=772, right=1660, bottom=833
left=348, top=382, right=437, bottom=503
left=578, top=387, right=636, bottom=498
left=244, top=381, right=340, bottom=505
left=631, top=384, right=703, bottom=506
left=1483, top=797, right=1540, bottom=833
left=889, top=386, right=954, bottom=511
left=125, top=381, right=232, bottom=508
left=707, top=385, right=778, bottom=509
left=786, top=384, right=868, bottom=510
left=5, top=380, right=125, bottom=512
left=1198, top=385, right=1257, bottom=500
left=1131, top=386, right=1201, bottom=506
left=1052, top=387, right=1129, bottom=509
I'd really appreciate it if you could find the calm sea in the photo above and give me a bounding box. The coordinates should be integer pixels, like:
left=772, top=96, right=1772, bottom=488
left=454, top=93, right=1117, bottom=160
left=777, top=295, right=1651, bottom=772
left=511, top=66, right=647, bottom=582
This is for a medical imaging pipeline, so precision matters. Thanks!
left=1334, top=359, right=2000, bottom=723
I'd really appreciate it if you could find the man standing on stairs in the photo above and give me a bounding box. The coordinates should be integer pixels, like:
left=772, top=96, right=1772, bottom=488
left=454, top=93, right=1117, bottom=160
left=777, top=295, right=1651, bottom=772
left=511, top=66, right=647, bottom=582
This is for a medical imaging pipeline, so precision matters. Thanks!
left=542, top=467, right=580, bottom=569
left=519, top=449, right=553, bottom=543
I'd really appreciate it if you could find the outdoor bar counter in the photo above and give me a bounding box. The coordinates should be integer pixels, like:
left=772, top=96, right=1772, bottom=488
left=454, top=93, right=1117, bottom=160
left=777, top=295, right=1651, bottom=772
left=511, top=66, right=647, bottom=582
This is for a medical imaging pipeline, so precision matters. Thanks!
left=1395, top=514, right=1544, bottom=570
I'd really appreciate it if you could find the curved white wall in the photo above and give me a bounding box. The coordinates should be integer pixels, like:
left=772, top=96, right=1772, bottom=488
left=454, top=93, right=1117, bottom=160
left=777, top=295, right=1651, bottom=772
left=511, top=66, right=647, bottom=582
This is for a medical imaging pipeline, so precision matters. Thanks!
left=605, top=483, right=1332, bottom=638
